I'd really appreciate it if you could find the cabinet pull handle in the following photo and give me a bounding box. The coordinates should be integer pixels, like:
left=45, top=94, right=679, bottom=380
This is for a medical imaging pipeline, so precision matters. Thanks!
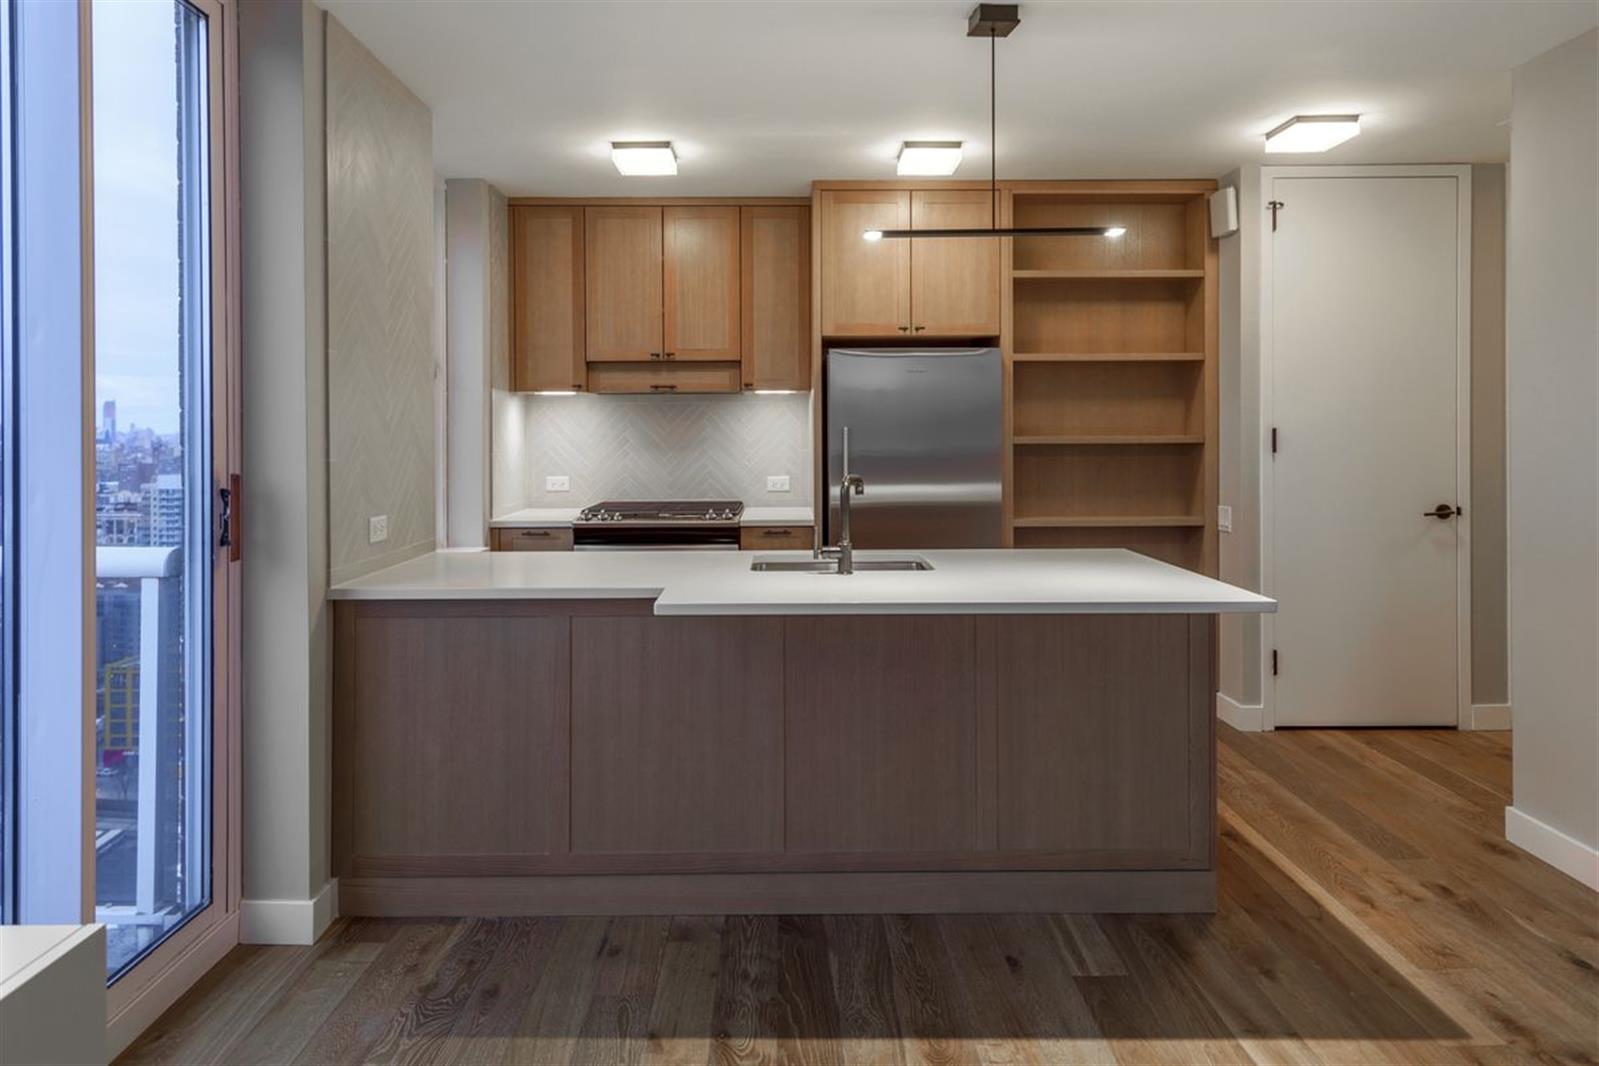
left=913, top=325, right=926, bottom=332
left=649, top=351, right=662, bottom=359
left=897, top=325, right=910, bottom=332
left=762, top=528, right=793, bottom=536
left=517, top=529, right=552, bottom=538
left=664, top=351, right=675, bottom=359
left=649, top=383, right=678, bottom=392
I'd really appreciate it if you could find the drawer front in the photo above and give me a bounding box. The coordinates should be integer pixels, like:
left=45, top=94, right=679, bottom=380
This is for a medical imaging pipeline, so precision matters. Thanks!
left=739, top=524, right=813, bottom=550
left=586, top=361, right=741, bottom=394
left=494, top=527, right=575, bottom=552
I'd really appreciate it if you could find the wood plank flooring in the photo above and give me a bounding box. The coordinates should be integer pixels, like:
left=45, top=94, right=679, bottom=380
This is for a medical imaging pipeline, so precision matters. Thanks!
left=120, top=727, right=1599, bottom=1065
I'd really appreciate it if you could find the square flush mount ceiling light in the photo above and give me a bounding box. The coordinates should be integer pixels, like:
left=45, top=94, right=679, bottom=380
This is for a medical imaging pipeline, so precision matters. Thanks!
left=897, top=141, right=963, bottom=176
left=1263, top=115, right=1361, bottom=153
left=611, top=141, right=677, bottom=175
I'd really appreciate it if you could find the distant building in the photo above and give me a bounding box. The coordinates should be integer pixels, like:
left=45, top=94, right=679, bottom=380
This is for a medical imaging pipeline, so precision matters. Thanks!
left=145, top=474, right=184, bottom=547
left=102, top=398, right=117, bottom=444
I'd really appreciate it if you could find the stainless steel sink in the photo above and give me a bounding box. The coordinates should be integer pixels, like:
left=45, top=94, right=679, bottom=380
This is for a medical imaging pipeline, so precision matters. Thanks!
left=750, top=556, right=934, bottom=573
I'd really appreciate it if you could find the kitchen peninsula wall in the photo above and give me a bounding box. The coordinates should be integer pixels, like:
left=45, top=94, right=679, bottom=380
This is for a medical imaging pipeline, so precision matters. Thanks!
left=493, top=391, right=812, bottom=514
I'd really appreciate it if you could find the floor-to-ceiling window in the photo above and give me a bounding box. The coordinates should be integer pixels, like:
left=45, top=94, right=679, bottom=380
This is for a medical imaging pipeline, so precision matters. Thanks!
left=90, top=0, right=217, bottom=979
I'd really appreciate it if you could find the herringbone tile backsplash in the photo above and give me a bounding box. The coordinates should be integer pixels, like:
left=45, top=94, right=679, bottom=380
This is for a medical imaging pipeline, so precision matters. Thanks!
left=495, top=391, right=813, bottom=510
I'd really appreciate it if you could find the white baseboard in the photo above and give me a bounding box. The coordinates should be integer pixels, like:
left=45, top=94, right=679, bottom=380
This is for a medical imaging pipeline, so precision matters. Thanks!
left=1467, top=703, right=1512, bottom=731
left=1505, top=807, right=1599, bottom=890
left=1216, top=692, right=1265, bottom=732
left=239, top=878, right=338, bottom=945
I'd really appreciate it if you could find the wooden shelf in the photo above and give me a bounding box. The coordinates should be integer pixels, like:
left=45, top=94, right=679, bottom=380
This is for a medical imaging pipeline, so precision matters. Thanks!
left=1012, top=269, right=1204, bottom=280
left=1012, top=351, right=1204, bottom=363
left=1014, top=434, right=1204, bottom=447
left=1012, top=515, right=1205, bottom=529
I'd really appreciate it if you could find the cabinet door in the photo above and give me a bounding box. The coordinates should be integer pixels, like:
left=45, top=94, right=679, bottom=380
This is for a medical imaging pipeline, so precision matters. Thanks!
left=820, top=190, right=910, bottom=336
left=585, top=205, right=663, bottom=361
left=911, top=189, right=1001, bottom=337
left=741, top=205, right=810, bottom=390
left=510, top=206, right=586, bottom=391
left=663, top=206, right=740, bottom=360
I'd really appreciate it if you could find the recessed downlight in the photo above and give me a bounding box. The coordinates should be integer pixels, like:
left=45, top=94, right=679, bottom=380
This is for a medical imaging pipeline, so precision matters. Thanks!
left=1263, top=115, right=1361, bottom=153
left=610, top=141, right=677, bottom=175
left=897, top=141, right=963, bottom=176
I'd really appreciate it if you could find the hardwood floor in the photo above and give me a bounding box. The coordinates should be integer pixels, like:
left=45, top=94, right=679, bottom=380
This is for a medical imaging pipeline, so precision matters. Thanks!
left=120, top=727, right=1599, bottom=1065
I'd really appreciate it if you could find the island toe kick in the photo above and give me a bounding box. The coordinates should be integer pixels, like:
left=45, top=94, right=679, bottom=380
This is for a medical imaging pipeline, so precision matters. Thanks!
left=334, top=598, right=1218, bottom=915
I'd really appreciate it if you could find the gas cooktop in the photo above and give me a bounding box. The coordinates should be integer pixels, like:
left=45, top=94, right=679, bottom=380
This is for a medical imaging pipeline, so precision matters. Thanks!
left=575, top=500, right=744, bottom=525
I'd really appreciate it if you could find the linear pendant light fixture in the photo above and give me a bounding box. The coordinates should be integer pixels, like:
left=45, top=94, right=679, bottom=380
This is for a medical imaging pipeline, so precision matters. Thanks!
left=865, top=4, right=1123, bottom=242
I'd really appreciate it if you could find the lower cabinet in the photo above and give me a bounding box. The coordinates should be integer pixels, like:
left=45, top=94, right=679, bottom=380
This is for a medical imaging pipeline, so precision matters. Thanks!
left=334, top=601, right=1214, bottom=910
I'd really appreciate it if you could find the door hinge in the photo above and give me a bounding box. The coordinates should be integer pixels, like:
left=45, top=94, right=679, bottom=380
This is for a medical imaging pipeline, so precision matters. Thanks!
left=1271, top=427, right=1278, bottom=454
left=1272, top=649, right=1279, bottom=676
left=1268, top=200, right=1285, bottom=232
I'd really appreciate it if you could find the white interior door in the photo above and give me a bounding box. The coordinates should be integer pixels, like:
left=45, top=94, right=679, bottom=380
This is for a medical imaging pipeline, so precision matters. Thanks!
left=1268, top=173, right=1465, bottom=727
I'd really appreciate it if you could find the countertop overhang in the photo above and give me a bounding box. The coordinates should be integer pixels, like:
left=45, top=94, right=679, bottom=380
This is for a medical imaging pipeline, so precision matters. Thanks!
left=328, top=548, right=1277, bottom=616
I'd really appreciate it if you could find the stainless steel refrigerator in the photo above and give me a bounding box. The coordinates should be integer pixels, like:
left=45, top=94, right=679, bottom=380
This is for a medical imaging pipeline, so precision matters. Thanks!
left=824, top=347, right=1004, bottom=549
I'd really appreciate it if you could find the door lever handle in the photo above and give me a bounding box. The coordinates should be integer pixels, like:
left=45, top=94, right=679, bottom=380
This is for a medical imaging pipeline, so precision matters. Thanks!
left=1423, top=503, right=1461, bottom=519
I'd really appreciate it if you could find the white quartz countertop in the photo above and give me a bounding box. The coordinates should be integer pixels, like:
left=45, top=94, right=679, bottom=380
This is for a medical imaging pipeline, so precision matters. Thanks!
left=329, top=548, right=1276, bottom=615
left=490, top=506, right=813, bottom=528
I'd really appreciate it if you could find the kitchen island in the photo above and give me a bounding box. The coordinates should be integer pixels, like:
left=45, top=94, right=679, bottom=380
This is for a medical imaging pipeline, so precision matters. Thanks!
left=329, top=549, right=1273, bottom=916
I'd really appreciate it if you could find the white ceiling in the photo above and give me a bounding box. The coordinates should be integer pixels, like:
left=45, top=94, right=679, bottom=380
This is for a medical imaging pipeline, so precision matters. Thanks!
left=318, top=0, right=1599, bottom=196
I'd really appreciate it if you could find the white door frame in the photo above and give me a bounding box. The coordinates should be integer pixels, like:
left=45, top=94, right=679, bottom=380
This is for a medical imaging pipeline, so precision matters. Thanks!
left=1259, top=164, right=1472, bottom=731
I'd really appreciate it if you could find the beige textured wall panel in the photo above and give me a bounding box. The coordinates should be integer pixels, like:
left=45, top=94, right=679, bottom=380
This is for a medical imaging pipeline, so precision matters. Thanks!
left=326, top=15, right=435, bottom=582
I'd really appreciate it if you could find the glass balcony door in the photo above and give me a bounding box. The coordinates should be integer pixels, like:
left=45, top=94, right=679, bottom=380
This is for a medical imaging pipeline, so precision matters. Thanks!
left=91, top=0, right=237, bottom=992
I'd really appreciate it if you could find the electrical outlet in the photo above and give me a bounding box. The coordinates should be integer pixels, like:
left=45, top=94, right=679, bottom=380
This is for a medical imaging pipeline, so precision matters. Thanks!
left=1218, top=505, right=1233, bottom=533
left=546, top=475, right=570, bottom=493
left=368, top=514, right=389, bottom=544
left=766, top=475, right=791, bottom=493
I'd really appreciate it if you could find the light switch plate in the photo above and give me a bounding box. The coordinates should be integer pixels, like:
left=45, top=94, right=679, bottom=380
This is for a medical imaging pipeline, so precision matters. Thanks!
left=546, top=475, right=570, bottom=493
left=766, top=475, right=791, bottom=492
left=368, top=514, right=389, bottom=543
left=1218, top=505, right=1233, bottom=533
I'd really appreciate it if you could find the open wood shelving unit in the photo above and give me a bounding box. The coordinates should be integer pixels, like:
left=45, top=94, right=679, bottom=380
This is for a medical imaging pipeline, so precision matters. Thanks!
left=1002, top=181, right=1219, bottom=574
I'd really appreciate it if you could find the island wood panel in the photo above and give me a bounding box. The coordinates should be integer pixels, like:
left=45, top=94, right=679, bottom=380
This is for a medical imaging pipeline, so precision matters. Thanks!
left=334, top=610, right=571, bottom=869
left=663, top=205, right=741, bottom=360
left=991, top=614, right=1208, bottom=863
left=740, top=205, right=810, bottom=391
left=585, top=205, right=663, bottom=360
left=818, top=189, right=910, bottom=336
left=510, top=205, right=586, bottom=391
left=783, top=615, right=980, bottom=853
left=570, top=616, right=784, bottom=854
left=910, top=188, right=1002, bottom=336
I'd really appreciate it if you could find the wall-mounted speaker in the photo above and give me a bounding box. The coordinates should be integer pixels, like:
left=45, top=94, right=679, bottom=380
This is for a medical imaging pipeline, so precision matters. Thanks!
left=1209, top=187, right=1239, bottom=239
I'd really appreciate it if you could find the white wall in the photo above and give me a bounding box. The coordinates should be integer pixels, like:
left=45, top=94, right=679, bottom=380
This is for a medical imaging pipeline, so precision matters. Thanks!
left=444, top=178, right=502, bottom=544
left=1504, top=28, right=1598, bottom=887
left=238, top=0, right=332, bottom=940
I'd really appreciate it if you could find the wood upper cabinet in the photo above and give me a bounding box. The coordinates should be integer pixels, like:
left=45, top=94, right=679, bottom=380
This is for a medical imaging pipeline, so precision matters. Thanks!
left=820, top=190, right=910, bottom=336
left=510, top=206, right=585, bottom=391
left=911, top=189, right=1001, bottom=336
left=663, top=206, right=740, bottom=361
left=741, top=205, right=810, bottom=391
left=585, top=205, right=663, bottom=361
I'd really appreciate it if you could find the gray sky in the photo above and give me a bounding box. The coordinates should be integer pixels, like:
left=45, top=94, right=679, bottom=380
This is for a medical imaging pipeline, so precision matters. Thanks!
left=93, top=0, right=183, bottom=437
